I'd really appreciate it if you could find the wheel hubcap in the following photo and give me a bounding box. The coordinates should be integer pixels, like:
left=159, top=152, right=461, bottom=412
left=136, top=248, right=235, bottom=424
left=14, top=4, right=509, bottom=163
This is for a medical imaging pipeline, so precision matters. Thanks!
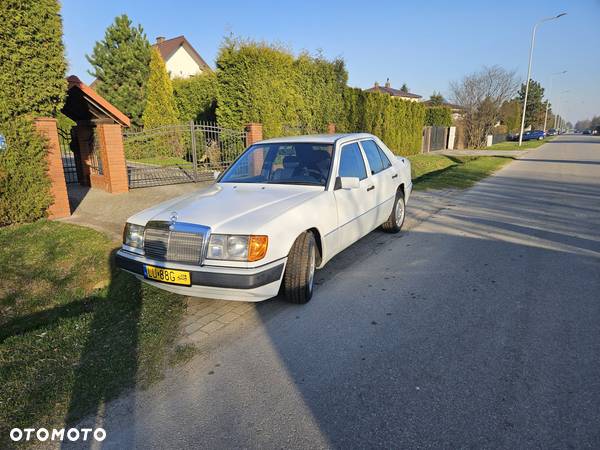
left=395, top=199, right=405, bottom=227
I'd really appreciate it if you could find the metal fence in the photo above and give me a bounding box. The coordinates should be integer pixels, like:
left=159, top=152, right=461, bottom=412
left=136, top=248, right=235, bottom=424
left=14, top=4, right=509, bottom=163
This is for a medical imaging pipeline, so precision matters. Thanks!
left=430, top=126, right=447, bottom=151
left=491, top=133, right=507, bottom=145
left=57, top=128, right=78, bottom=184
left=123, top=121, right=247, bottom=189
left=422, top=126, right=448, bottom=152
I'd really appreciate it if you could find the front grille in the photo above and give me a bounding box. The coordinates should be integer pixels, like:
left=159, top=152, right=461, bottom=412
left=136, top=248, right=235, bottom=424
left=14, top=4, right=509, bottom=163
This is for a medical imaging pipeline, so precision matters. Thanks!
left=144, top=221, right=207, bottom=265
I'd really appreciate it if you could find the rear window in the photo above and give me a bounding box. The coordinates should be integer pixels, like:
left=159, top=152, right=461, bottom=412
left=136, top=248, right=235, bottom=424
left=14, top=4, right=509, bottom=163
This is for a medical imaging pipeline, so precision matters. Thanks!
left=360, top=140, right=386, bottom=174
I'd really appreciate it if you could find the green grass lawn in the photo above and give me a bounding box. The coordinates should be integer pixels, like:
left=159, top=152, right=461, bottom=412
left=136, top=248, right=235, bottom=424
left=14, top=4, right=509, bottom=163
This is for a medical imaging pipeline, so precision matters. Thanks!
left=409, top=154, right=514, bottom=190
left=485, top=136, right=555, bottom=150
left=132, top=156, right=191, bottom=166
left=0, top=221, right=188, bottom=444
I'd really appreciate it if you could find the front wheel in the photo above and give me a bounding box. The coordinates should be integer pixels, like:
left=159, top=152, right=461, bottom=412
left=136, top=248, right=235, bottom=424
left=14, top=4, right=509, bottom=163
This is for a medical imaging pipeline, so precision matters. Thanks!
left=381, top=192, right=405, bottom=233
left=282, top=232, right=317, bottom=304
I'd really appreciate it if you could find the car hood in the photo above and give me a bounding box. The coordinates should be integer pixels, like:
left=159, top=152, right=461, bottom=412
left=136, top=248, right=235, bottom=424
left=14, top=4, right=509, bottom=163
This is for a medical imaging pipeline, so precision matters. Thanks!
left=128, top=183, right=323, bottom=233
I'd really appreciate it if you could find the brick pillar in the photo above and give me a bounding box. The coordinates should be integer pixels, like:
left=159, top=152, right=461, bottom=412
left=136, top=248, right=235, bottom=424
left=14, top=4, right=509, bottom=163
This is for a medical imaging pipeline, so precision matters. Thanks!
left=327, top=123, right=336, bottom=134
left=96, top=123, right=129, bottom=193
left=34, top=118, right=71, bottom=219
left=245, top=123, right=263, bottom=175
left=245, top=123, right=263, bottom=145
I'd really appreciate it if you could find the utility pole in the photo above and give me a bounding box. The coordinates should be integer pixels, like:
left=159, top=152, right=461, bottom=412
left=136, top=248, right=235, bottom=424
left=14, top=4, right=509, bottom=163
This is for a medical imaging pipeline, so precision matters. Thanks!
left=543, top=70, right=567, bottom=132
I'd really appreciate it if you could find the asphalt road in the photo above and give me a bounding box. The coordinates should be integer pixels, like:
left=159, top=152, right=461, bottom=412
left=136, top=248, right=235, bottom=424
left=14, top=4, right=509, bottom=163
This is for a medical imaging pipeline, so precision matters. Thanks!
left=91, top=135, right=600, bottom=449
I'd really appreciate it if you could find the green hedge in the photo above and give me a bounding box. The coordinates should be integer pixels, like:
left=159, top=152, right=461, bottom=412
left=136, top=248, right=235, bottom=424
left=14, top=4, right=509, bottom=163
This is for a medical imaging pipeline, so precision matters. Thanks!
left=216, top=39, right=311, bottom=138
left=293, top=53, right=347, bottom=134
left=339, top=89, right=425, bottom=155
left=215, top=38, right=424, bottom=154
left=0, top=0, right=66, bottom=122
left=0, top=117, right=52, bottom=225
left=173, top=72, right=218, bottom=122
left=424, top=106, right=452, bottom=127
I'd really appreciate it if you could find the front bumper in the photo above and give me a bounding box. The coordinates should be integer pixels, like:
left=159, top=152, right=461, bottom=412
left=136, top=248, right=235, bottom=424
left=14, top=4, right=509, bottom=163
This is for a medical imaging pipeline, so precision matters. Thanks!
left=116, top=250, right=285, bottom=302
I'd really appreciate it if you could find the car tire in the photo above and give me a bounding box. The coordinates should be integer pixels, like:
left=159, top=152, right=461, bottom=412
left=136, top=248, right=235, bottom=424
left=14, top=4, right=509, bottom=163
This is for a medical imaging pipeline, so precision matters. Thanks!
left=381, top=190, right=405, bottom=233
left=282, top=231, right=317, bottom=304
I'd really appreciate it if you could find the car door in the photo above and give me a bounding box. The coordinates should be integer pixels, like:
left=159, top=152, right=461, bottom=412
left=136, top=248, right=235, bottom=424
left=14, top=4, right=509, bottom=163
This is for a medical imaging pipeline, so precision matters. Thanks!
left=333, top=142, right=378, bottom=252
left=359, top=139, right=398, bottom=224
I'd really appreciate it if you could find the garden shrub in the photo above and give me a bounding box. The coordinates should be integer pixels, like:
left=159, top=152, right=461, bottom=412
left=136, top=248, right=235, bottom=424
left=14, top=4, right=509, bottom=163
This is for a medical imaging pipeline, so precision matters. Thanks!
left=142, top=48, right=179, bottom=128
left=173, top=73, right=218, bottom=122
left=0, top=117, right=52, bottom=225
left=424, top=106, right=452, bottom=127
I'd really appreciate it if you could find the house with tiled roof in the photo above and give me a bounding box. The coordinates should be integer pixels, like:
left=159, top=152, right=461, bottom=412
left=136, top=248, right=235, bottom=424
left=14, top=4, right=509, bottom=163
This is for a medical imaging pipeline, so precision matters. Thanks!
left=153, top=35, right=211, bottom=79
left=365, top=79, right=422, bottom=102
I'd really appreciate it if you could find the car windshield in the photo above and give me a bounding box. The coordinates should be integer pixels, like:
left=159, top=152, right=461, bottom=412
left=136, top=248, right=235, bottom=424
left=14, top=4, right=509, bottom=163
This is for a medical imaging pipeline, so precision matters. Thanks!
left=220, top=142, right=333, bottom=186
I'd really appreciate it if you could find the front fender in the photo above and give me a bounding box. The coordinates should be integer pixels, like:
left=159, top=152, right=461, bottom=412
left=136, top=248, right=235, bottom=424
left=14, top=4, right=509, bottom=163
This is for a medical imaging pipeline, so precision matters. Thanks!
left=259, top=191, right=337, bottom=265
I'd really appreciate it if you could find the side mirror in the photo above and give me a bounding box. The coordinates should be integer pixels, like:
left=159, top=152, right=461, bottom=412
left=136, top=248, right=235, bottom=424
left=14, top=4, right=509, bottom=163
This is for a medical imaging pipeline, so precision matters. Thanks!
left=335, top=176, right=360, bottom=190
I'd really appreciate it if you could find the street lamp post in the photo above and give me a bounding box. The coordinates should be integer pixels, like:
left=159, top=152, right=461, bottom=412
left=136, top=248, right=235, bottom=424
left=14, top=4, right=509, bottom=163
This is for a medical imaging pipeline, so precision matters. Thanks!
left=543, top=70, right=567, bottom=132
left=553, top=90, right=570, bottom=131
left=518, top=13, right=567, bottom=146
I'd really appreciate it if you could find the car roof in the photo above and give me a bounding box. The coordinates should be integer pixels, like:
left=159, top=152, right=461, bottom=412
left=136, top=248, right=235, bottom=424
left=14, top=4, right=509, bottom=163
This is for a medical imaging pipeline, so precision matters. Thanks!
left=257, top=133, right=375, bottom=146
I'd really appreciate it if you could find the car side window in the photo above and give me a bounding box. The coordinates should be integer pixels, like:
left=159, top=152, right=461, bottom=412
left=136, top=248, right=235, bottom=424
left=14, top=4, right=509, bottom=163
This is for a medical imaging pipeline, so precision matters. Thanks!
left=338, top=143, right=367, bottom=180
left=376, top=144, right=392, bottom=169
left=360, top=140, right=385, bottom=174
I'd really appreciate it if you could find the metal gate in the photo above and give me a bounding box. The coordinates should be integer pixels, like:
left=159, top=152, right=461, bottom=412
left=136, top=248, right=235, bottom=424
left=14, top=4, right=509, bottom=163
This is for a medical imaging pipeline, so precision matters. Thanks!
left=58, top=128, right=79, bottom=184
left=430, top=126, right=447, bottom=151
left=123, top=121, right=247, bottom=189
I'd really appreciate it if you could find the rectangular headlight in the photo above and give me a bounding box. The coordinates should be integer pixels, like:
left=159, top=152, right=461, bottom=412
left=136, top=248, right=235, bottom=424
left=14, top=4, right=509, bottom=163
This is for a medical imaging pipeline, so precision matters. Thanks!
left=123, top=223, right=145, bottom=251
left=207, top=234, right=268, bottom=262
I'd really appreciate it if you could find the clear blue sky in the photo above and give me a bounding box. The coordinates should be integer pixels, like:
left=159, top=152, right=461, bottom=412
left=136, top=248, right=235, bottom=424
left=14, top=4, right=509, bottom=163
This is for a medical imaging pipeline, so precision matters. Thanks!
left=62, top=0, right=599, bottom=123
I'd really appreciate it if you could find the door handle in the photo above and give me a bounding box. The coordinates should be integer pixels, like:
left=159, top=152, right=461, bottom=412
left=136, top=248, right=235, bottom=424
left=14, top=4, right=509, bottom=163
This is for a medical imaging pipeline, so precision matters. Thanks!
left=367, top=185, right=375, bottom=192
left=391, top=174, right=398, bottom=179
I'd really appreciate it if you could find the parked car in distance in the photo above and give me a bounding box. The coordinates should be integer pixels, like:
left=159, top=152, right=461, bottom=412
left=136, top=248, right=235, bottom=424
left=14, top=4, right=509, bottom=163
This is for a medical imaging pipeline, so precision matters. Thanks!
left=117, top=133, right=412, bottom=304
left=546, top=128, right=558, bottom=136
left=521, top=130, right=546, bottom=141
left=582, top=129, right=592, bottom=135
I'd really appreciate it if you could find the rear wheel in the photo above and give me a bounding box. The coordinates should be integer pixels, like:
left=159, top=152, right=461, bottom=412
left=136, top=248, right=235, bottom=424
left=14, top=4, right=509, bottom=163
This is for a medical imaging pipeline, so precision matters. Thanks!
left=282, top=232, right=317, bottom=304
left=381, top=191, right=405, bottom=233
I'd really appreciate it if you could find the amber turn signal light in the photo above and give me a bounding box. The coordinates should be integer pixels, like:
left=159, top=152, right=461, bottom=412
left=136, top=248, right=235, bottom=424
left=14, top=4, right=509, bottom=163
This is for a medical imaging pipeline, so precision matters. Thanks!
left=248, top=235, right=268, bottom=262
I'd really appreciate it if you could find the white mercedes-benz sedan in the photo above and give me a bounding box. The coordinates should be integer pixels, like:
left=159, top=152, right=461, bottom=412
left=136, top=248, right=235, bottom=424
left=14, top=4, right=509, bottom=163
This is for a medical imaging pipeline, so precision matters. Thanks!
left=116, top=133, right=412, bottom=303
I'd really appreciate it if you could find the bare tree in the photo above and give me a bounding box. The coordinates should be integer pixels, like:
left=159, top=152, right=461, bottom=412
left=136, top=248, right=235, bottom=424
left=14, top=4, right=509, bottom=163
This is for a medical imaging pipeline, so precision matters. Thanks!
left=450, top=65, right=519, bottom=148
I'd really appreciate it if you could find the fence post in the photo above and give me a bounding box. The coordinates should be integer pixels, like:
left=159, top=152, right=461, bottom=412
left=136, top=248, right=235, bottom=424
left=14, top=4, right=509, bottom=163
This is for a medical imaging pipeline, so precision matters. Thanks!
left=447, top=126, right=456, bottom=150
left=190, top=120, right=198, bottom=182
left=245, top=123, right=263, bottom=175
left=245, top=123, right=263, bottom=145
left=95, top=123, right=129, bottom=193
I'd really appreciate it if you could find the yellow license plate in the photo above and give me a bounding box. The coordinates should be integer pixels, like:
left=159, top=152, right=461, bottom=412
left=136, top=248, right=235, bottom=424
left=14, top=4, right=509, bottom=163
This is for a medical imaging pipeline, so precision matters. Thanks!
left=144, top=265, right=191, bottom=286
